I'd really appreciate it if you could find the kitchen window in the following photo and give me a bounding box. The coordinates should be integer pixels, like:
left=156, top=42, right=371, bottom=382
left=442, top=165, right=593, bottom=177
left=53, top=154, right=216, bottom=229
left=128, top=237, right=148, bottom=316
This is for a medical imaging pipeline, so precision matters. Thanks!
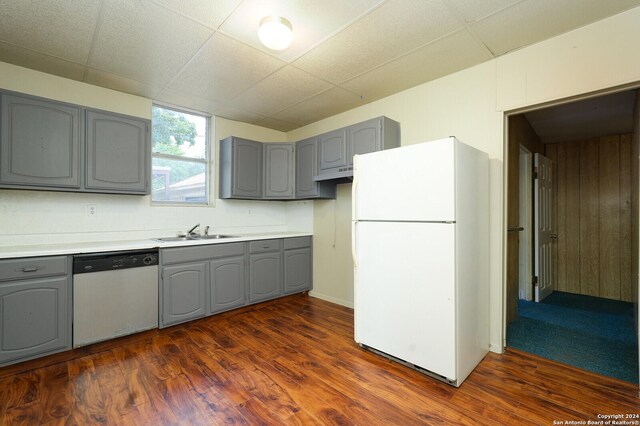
left=151, top=105, right=210, bottom=205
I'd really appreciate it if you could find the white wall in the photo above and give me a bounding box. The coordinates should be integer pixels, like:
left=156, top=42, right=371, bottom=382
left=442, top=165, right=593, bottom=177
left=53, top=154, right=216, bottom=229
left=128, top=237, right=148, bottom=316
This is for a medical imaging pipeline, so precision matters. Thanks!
left=287, top=6, right=640, bottom=353
left=0, top=63, right=313, bottom=246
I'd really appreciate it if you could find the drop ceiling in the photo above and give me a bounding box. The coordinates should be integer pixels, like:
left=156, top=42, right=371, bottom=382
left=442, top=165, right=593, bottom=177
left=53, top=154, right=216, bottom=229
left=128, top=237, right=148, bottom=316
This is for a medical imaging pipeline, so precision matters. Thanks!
left=1, top=0, right=639, bottom=132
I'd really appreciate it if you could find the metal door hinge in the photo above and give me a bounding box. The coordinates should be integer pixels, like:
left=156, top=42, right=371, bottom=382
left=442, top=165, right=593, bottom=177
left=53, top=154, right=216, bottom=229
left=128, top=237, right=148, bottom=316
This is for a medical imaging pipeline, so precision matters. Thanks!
left=533, top=276, right=539, bottom=286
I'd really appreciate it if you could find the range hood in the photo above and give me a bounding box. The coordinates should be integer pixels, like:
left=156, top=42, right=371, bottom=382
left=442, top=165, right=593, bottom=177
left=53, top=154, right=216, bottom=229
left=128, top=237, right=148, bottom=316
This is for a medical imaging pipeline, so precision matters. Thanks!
left=314, top=166, right=354, bottom=182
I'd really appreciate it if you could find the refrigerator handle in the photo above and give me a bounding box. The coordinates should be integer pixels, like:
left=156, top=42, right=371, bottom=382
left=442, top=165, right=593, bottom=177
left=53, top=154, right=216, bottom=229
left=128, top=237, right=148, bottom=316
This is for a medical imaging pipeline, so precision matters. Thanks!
left=351, top=221, right=358, bottom=269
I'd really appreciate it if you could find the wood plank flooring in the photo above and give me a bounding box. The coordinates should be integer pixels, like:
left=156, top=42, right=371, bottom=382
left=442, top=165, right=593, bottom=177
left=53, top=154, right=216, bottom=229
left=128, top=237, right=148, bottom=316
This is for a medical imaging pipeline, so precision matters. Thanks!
left=0, top=294, right=638, bottom=425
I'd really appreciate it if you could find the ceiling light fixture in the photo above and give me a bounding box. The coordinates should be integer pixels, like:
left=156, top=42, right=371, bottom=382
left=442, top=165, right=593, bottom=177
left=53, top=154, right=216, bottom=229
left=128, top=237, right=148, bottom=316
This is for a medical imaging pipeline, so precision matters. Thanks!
left=258, top=16, right=293, bottom=51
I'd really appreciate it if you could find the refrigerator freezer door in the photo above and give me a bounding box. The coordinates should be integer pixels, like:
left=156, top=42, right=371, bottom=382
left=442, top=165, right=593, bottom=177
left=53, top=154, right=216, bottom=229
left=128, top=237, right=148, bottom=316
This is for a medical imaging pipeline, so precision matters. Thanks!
left=354, top=221, right=456, bottom=380
left=353, top=137, right=455, bottom=222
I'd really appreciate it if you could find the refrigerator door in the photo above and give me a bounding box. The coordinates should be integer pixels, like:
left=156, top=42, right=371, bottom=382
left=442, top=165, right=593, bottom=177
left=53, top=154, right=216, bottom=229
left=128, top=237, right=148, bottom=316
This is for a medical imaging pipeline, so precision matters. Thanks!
left=353, top=137, right=455, bottom=222
left=354, top=221, right=456, bottom=380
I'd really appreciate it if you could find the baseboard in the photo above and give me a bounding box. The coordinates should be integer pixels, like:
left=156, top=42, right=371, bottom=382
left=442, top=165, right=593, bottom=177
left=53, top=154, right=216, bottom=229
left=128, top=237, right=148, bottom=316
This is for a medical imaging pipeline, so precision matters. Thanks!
left=309, top=291, right=354, bottom=309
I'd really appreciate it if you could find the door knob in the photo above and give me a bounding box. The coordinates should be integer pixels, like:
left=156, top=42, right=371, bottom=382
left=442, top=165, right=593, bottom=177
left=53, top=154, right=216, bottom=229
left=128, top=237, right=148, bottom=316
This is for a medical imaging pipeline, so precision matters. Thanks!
left=550, top=234, right=558, bottom=239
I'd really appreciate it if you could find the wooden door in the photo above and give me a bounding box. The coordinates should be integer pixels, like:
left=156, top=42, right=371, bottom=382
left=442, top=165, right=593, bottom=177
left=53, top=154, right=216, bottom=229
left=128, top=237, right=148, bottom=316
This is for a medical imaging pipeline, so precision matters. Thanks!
left=534, top=153, right=554, bottom=302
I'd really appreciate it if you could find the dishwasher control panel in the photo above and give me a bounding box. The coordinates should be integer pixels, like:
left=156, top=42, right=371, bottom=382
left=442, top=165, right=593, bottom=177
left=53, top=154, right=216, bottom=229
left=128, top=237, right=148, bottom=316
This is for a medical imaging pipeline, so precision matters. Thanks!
left=73, top=249, right=159, bottom=274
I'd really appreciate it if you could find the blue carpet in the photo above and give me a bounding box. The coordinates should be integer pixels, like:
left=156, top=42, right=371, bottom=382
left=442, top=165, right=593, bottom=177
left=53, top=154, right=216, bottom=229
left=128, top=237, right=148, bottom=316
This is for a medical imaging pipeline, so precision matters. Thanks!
left=507, top=292, right=638, bottom=384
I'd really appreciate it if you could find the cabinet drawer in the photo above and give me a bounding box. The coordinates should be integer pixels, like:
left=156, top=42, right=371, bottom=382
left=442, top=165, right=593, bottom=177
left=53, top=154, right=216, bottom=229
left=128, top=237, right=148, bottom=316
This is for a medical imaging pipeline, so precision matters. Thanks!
left=284, top=236, right=311, bottom=250
left=162, top=242, right=245, bottom=265
left=0, top=256, right=68, bottom=282
left=249, top=239, right=283, bottom=254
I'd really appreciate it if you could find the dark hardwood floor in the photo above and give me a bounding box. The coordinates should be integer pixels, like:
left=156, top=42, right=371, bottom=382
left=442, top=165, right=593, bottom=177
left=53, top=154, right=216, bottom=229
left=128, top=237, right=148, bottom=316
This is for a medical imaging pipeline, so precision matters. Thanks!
left=0, top=294, right=638, bottom=425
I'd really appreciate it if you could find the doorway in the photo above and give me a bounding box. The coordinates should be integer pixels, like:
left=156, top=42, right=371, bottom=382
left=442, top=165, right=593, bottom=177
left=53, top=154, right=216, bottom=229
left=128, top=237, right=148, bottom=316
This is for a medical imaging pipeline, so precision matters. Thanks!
left=505, top=89, right=640, bottom=384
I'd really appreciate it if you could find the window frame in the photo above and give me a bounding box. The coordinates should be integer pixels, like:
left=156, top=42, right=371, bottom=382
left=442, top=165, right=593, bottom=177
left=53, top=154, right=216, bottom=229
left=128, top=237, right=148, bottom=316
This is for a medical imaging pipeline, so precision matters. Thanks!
left=150, top=103, right=213, bottom=206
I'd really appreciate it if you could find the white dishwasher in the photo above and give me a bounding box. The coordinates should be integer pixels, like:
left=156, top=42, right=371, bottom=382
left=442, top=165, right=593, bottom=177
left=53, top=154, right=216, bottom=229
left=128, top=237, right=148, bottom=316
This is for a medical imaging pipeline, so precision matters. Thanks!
left=73, top=249, right=159, bottom=347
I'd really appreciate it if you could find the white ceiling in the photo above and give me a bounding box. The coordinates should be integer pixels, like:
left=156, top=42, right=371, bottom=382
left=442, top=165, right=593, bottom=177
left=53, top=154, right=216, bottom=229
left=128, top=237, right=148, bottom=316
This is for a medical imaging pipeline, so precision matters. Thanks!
left=1, top=0, right=639, bottom=132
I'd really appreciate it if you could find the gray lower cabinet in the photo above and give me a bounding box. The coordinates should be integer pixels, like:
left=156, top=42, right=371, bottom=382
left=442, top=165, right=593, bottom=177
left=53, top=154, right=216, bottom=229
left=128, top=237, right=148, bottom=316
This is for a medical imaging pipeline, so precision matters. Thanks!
left=284, top=237, right=312, bottom=295
left=0, top=93, right=81, bottom=189
left=0, top=256, right=72, bottom=367
left=249, top=239, right=283, bottom=303
left=264, top=143, right=294, bottom=199
left=295, top=137, right=336, bottom=199
left=160, top=262, right=206, bottom=327
left=209, top=254, right=246, bottom=314
left=219, top=136, right=263, bottom=199
left=85, top=110, right=149, bottom=194
left=159, top=237, right=310, bottom=327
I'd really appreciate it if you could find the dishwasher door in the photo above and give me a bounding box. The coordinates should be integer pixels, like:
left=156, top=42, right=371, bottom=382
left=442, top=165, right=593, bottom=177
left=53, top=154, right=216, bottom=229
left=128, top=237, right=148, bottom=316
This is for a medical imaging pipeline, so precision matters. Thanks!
left=73, top=265, right=159, bottom=347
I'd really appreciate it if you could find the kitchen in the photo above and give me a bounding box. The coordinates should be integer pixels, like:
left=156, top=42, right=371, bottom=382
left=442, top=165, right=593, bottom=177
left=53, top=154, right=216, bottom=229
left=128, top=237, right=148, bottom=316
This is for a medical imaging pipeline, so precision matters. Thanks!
left=1, top=0, right=640, bottom=423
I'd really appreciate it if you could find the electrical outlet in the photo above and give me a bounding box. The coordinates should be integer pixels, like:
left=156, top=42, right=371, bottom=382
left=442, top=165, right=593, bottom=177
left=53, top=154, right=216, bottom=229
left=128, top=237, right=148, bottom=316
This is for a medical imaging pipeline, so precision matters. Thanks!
left=87, top=204, right=97, bottom=217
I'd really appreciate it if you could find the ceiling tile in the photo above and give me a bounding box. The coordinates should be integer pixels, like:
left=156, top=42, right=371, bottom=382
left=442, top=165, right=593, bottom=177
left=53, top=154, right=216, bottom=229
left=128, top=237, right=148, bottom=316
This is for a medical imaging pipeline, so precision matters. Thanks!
left=442, top=0, right=521, bottom=23
left=230, top=66, right=333, bottom=116
left=154, top=87, right=223, bottom=115
left=168, top=33, right=286, bottom=103
left=210, top=105, right=267, bottom=125
left=85, top=68, right=163, bottom=99
left=341, top=29, right=493, bottom=102
left=272, top=87, right=365, bottom=125
left=254, top=117, right=300, bottom=132
left=219, top=0, right=383, bottom=62
left=151, top=0, right=242, bottom=29
left=0, top=0, right=101, bottom=63
left=293, top=0, right=464, bottom=84
left=0, top=41, right=86, bottom=81
left=89, top=0, right=213, bottom=86
left=472, top=0, right=640, bottom=55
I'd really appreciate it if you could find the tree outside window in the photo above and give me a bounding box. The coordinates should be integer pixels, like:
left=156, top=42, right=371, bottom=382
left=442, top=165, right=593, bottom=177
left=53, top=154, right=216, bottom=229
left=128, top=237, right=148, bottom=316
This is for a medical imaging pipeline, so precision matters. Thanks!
left=151, top=106, right=209, bottom=204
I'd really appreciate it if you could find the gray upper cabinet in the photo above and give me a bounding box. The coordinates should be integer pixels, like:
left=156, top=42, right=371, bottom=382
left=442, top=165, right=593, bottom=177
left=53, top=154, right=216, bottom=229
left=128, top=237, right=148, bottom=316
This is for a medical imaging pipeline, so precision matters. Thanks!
left=85, top=110, right=149, bottom=194
left=0, top=93, right=81, bottom=188
left=0, top=256, right=72, bottom=367
left=264, top=143, right=294, bottom=199
left=219, top=136, right=263, bottom=199
left=160, top=262, right=206, bottom=327
left=295, top=137, right=336, bottom=199
left=349, top=117, right=382, bottom=157
left=315, top=116, right=400, bottom=181
left=318, top=128, right=348, bottom=173
left=0, top=90, right=150, bottom=195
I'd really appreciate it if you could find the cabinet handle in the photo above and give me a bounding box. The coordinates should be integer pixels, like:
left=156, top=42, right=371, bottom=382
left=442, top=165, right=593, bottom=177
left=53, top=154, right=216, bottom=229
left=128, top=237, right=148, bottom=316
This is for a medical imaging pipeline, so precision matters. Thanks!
left=262, top=245, right=270, bottom=249
left=20, top=266, right=40, bottom=272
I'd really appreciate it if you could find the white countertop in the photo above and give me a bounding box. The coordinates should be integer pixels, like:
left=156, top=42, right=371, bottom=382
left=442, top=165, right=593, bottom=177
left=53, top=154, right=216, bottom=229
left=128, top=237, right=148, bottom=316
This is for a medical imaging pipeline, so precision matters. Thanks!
left=0, top=232, right=313, bottom=259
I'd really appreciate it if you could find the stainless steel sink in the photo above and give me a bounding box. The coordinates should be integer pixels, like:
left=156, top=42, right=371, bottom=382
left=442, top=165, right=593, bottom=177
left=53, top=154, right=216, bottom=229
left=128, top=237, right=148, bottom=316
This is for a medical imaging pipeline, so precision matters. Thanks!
left=200, top=234, right=238, bottom=239
left=155, top=234, right=237, bottom=242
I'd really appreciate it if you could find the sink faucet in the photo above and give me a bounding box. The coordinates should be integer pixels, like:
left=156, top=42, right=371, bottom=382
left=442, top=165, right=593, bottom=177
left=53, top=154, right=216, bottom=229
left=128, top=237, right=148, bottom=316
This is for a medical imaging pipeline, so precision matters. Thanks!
left=187, top=223, right=200, bottom=235
left=204, top=226, right=210, bottom=236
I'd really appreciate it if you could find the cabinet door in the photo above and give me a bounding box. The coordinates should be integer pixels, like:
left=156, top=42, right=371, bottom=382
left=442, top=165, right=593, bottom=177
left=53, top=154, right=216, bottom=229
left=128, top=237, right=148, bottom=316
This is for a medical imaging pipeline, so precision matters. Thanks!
left=161, top=262, right=206, bottom=327
left=284, top=248, right=312, bottom=295
left=318, top=128, right=348, bottom=172
left=0, top=94, right=80, bottom=188
left=349, top=117, right=381, bottom=159
left=233, top=138, right=263, bottom=198
left=0, top=276, right=71, bottom=365
left=296, top=137, right=318, bottom=198
left=249, top=252, right=282, bottom=303
left=210, top=255, right=246, bottom=314
left=85, top=110, right=149, bottom=193
left=264, top=143, right=294, bottom=199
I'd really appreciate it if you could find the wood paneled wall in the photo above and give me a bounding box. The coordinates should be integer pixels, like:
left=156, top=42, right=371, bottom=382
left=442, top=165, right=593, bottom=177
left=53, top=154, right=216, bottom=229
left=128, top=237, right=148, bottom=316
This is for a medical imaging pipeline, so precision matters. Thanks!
left=546, top=134, right=633, bottom=302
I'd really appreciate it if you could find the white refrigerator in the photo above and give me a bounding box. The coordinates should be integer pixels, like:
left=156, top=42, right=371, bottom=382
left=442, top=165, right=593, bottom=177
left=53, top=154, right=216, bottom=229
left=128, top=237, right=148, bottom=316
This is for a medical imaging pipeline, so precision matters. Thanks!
left=352, top=136, right=489, bottom=387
